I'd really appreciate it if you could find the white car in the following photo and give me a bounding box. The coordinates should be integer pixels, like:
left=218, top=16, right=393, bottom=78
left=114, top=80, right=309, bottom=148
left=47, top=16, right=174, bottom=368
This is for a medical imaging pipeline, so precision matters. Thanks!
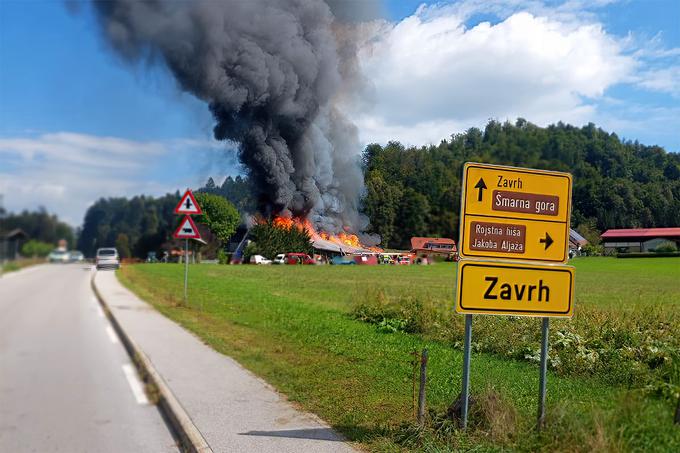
left=96, top=248, right=120, bottom=270
left=273, top=253, right=286, bottom=265
left=250, top=254, right=272, bottom=265
left=48, top=249, right=69, bottom=263
left=68, top=250, right=85, bottom=262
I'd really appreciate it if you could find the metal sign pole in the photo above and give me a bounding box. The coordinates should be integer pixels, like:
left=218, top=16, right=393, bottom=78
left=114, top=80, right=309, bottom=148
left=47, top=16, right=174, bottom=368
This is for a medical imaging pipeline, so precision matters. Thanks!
left=184, top=238, right=189, bottom=305
left=537, top=317, right=550, bottom=429
left=461, top=314, right=473, bottom=429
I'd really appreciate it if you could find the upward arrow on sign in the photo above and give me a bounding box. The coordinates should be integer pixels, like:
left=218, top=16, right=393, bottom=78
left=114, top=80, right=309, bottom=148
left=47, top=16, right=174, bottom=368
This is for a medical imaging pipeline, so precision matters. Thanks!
left=474, top=178, right=487, bottom=202
left=174, top=190, right=202, bottom=215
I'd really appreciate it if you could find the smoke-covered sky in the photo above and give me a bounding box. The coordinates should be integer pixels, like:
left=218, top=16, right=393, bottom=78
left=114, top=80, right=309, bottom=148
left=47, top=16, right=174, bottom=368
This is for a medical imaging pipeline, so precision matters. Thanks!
left=1, top=0, right=678, bottom=226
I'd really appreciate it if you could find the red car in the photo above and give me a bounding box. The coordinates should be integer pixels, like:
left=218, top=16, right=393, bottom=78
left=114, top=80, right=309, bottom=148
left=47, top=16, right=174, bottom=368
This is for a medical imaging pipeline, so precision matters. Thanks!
left=285, top=253, right=315, bottom=265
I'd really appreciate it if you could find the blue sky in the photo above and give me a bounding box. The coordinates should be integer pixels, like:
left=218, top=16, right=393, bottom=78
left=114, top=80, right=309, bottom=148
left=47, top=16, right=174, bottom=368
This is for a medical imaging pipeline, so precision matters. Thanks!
left=1, top=0, right=679, bottom=225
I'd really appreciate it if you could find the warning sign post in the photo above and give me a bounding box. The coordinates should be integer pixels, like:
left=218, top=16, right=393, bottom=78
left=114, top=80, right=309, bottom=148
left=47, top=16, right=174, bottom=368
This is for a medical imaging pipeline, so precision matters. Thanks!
left=173, top=190, right=202, bottom=305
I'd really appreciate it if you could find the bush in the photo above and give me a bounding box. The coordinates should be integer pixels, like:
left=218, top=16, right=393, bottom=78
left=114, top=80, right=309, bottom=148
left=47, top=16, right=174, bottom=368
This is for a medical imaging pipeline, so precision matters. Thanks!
left=217, top=249, right=230, bottom=264
left=352, top=288, right=445, bottom=334
left=193, top=192, right=240, bottom=243
left=653, top=241, right=678, bottom=253
left=21, top=240, right=54, bottom=257
left=350, top=287, right=680, bottom=400
left=581, top=244, right=604, bottom=256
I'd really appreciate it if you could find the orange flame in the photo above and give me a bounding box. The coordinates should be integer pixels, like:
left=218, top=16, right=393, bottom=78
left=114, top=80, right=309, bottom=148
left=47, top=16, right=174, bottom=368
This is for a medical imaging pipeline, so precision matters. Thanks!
left=268, top=215, right=381, bottom=252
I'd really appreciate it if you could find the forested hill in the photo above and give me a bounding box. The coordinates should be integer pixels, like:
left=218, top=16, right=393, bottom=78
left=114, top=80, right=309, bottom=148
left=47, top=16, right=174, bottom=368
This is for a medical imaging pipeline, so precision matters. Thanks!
left=362, top=120, right=680, bottom=249
left=80, top=119, right=679, bottom=256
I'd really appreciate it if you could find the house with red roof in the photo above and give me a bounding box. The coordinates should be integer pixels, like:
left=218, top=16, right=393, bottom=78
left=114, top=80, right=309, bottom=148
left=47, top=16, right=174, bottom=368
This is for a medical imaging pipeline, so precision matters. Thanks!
left=410, top=237, right=458, bottom=262
left=600, top=227, right=680, bottom=254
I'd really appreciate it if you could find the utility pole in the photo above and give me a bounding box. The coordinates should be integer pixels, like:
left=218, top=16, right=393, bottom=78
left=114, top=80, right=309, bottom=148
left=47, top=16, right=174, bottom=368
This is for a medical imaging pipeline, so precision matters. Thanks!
left=0, top=194, right=6, bottom=264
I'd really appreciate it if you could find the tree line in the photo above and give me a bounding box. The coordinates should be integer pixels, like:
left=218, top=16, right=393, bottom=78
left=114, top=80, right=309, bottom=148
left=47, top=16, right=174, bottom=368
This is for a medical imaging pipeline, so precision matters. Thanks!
left=0, top=207, right=75, bottom=248
left=76, top=192, right=240, bottom=259
left=71, top=119, right=680, bottom=256
left=77, top=193, right=181, bottom=258
left=362, top=120, right=680, bottom=249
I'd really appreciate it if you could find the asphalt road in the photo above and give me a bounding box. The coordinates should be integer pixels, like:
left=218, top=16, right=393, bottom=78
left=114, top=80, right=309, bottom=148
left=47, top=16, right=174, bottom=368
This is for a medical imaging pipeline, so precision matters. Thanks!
left=0, top=264, right=177, bottom=452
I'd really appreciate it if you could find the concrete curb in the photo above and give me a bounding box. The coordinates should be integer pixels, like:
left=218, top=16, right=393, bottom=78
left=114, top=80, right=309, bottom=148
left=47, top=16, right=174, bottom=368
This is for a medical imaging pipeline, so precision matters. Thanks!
left=91, top=271, right=213, bottom=453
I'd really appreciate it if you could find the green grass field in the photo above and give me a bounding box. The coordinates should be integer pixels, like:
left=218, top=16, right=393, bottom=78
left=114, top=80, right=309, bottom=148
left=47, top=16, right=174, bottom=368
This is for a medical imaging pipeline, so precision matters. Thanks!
left=119, top=258, right=680, bottom=452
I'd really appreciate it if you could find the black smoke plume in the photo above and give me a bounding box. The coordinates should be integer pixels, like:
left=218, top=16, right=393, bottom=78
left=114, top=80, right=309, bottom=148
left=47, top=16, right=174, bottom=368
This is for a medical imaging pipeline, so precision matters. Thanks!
left=92, top=0, right=375, bottom=238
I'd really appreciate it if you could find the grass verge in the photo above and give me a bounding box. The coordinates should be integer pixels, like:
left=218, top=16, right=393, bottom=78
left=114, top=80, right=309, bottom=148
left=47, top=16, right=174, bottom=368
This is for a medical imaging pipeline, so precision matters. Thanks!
left=0, top=258, right=44, bottom=275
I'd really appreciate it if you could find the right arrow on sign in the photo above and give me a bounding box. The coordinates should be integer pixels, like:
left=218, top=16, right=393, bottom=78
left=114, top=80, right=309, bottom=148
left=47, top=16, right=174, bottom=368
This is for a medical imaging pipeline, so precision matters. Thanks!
left=474, top=178, right=487, bottom=202
left=540, top=233, right=554, bottom=250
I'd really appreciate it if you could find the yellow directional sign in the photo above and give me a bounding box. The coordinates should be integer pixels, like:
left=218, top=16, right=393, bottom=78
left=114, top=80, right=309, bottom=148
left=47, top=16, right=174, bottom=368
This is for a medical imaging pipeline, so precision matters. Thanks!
left=459, top=163, right=572, bottom=263
left=455, top=260, right=574, bottom=317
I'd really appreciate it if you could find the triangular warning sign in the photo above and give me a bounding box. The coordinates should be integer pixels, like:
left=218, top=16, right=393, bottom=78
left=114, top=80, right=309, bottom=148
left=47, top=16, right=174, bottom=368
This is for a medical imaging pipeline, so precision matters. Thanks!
left=173, top=216, right=201, bottom=239
left=174, top=190, right=202, bottom=215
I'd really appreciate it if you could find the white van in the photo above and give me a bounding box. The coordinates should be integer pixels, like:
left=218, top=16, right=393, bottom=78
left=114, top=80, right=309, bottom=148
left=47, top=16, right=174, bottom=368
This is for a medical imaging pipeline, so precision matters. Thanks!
left=96, top=248, right=120, bottom=270
left=249, top=254, right=272, bottom=265
left=273, top=254, right=286, bottom=265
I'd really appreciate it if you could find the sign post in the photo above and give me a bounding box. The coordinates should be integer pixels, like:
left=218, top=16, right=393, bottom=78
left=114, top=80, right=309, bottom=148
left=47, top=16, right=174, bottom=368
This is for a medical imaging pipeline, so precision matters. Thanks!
left=173, top=190, right=202, bottom=305
left=184, top=239, right=189, bottom=303
left=460, top=314, right=472, bottom=429
left=538, top=317, right=550, bottom=428
left=455, top=162, right=574, bottom=430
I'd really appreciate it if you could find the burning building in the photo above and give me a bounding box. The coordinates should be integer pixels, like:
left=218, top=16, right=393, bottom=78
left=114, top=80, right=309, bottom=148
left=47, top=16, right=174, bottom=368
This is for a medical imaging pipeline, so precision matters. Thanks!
left=271, top=216, right=380, bottom=257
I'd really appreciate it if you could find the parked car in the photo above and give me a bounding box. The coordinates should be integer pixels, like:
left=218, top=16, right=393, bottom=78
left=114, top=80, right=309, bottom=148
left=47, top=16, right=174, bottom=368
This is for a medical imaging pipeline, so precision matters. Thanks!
left=250, top=254, right=272, bottom=265
left=396, top=255, right=412, bottom=265
left=68, top=250, right=85, bottom=263
left=354, top=254, right=378, bottom=265
left=146, top=251, right=158, bottom=263
left=273, top=253, right=286, bottom=265
left=330, top=255, right=356, bottom=265
left=96, top=248, right=120, bottom=270
left=284, top=252, right=315, bottom=265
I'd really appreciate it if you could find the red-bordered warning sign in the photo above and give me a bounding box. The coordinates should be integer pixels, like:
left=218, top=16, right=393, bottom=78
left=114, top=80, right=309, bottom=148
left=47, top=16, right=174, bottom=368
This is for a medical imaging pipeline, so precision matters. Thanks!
left=173, top=216, right=201, bottom=239
left=174, top=189, right=202, bottom=215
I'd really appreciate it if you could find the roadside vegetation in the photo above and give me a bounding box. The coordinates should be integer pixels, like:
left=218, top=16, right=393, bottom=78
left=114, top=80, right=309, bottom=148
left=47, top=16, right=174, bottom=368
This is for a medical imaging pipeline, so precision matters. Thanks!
left=0, top=257, right=45, bottom=275
left=118, top=258, right=680, bottom=452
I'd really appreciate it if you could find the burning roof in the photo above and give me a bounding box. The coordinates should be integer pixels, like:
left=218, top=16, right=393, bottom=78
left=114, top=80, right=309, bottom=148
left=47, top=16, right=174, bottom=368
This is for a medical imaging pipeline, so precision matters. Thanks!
left=272, top=216, right=380, bottom=255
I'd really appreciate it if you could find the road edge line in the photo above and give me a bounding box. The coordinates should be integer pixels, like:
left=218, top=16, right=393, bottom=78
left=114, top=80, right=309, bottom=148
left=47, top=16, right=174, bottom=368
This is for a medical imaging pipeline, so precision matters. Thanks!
left=91, top=271, right=213, bottom=453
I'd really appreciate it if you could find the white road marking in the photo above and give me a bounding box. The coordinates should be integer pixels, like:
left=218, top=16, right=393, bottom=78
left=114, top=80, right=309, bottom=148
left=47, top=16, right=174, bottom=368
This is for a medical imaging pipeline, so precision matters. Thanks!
left=122, top=364, right=150, bottom=405
left=96, top=305, right=105, bottom=318
left=105, top=325, right=119, bottom=344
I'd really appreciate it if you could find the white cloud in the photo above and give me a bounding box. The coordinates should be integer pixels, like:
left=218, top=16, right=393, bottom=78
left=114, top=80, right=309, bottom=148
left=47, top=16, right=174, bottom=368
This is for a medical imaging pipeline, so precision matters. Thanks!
left=350, top=2, right=658, bottom=146
left=636, top=66, right=680, bottom=97
left=0, top=132, right=237, bottom=225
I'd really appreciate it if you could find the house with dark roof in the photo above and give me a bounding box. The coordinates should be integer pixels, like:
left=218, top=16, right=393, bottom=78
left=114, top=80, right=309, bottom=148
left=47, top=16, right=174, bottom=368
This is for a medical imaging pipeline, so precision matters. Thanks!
left=0, top=229, right=28, bottom=261
left=600, top=227, right=680, bottom=254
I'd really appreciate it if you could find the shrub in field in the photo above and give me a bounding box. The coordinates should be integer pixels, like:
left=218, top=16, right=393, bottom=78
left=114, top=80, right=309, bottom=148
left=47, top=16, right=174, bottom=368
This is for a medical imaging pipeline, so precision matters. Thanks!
left=582, top=244, right=604, bottom=256
left=351, top=288, right=680, bottom=400
left=217, top=249, right=230, bottom=264
left=653, top=241, right=678, bottom=253
left=351, top=288, right=446, bottom=334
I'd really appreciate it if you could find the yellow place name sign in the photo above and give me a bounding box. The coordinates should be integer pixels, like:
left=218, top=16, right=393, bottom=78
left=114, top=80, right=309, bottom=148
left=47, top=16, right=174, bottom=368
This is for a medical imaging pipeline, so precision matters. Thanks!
left=455, top=260, right=574, bottom=318
left=459, top=162, right=573, bottom=263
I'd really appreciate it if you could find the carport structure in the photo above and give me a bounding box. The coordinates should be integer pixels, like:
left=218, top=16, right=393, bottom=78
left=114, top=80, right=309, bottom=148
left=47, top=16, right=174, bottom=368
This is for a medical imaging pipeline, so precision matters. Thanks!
left=601, top=227, right=680, bottom=254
